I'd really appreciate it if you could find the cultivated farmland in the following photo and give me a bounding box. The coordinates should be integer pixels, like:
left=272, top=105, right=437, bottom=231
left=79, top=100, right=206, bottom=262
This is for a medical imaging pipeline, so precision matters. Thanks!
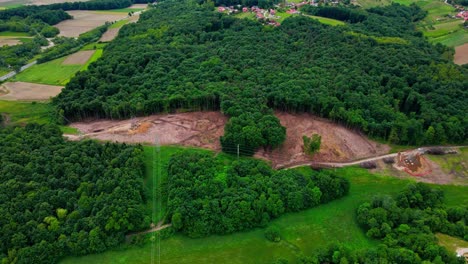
left=55, top=10, right=127, bottom=37
left=454, top=43, right=468, bottom=65
left=0, top=81, right=63, bottom=101
left=62, top=50, right=95, bottom=65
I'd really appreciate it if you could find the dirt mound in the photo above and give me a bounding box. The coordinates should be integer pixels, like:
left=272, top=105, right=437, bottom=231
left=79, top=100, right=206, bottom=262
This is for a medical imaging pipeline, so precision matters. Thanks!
left=0, top=82, right=63, bottom=101
left=62, top=50, right=95, bottom=65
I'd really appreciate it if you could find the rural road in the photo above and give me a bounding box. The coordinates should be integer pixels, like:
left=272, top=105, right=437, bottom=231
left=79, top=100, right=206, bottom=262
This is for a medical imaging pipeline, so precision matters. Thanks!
left=0, top=61, right=37, bottom=82
left=276, top=146, right=465, bottom=170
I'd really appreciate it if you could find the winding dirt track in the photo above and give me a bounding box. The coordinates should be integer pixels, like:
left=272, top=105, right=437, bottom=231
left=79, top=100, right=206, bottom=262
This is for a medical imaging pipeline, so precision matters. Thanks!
left=278, top=146, right=465, bottom=170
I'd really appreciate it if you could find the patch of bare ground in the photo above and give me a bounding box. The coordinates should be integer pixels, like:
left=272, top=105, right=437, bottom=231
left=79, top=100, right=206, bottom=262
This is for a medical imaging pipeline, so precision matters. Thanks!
left=129, top=3, right=147, bottom=9
left=69, top=111, right=390, bottom=167
left=70, top=112, right=228, bottom=150
left=55, top=11, right=127, bottom=37
left=256, top=111, right=390, bottom=167
left=0, top=82, right=63, bottom=101
left=99, top=28, right=120, bottom=42
left=454, top=43, right=468, bottom=65
left=62, top=50, right=95, bottom=65
left=0, top=38, right=21, bottom=47
left=372, top=149, right=467, bottom=185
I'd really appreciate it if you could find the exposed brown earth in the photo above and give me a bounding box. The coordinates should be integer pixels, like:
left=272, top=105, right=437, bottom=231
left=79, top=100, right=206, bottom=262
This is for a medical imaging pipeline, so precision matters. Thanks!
left=69, top=111, right=389, bottom=166
left=62, top=50, right=95, bottom=65
left=129, top=3, right=147, bottom=9
left=0, top=81, right=63, bottom=101
left=0, top=38, right=21, bottom=47
left=99, top=28, right=120, bottom=42
left=454, top=43, right=468, bottom=65
left=256, top=111, right=390, bottom=167
left=70, top=112, right=228, bottom=149
left=55, top=10, right=127, bottom=37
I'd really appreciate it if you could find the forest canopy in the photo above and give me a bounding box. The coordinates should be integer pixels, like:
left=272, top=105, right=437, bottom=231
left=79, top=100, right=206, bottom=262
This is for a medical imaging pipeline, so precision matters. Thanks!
left=0, top=124, right=148, bottom=264
left=167, top=151, right=349, bottom=238
left=54, top=0, right=467, bottom=155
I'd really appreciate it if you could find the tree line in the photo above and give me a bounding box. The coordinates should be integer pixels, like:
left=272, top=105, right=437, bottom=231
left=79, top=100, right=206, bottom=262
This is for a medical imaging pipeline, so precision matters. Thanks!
left=0, top=124, right=149, bottom=264
left=167, top=151, right=349, bottom=238
left=298, top=183, right=467, bottom=264
left=54, top=0, right=467, bottom=156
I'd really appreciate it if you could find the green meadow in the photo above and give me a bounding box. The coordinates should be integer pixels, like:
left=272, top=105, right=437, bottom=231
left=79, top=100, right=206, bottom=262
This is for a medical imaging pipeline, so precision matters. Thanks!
left=13, top=48, right=104, bottom=85
left=0, top=101, right=77, bottom=133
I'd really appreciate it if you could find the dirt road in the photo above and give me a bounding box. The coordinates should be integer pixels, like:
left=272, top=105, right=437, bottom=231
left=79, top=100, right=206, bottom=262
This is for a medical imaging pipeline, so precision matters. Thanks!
left=278, top=146, right=465, bottom=170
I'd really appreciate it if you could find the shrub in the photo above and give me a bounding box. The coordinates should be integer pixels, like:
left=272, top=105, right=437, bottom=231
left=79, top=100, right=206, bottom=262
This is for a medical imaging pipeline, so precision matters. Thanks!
left=265, top=226, right=281, bottom=242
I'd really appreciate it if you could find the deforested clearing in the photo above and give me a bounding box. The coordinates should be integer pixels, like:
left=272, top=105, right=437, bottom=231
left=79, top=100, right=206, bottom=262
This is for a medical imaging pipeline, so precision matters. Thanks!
left=454, top=43, right=468, bottom=65
left=69, top=111, right=389, bottom=165
left=0, top=81, right=63, bottom=101
left=62, top=50, right=95, bottom=65
left=55, top=10, right=126, bottom=37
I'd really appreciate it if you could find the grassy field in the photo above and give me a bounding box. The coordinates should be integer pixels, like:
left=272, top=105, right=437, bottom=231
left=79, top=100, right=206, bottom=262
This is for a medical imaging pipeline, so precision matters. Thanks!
left=0, top=100, right=77, bottom=133
left=0, top=31, right=30, bottom=37
left=110, top=19, right=129, bottom=29
left=436, top=233, right=468, bottom=253
left=82, top=42, right=107, bottom=50
left=104, top=7, right=145, bottom=13
left=60, top=160, right=468, bottom=264
left=13, top=57, right=82, bottom=85
left=82, top=49, right=103, bottom=70
left=13, top=47, right=104, bottom=85
left=306, top=15, right=346, bottom=26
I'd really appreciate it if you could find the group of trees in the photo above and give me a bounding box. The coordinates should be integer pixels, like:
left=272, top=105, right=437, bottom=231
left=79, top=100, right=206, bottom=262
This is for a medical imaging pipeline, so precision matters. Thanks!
left=0, top=124, right=149, bottom=264
left=303, top=134, right=321, bottom=156
left=54, top=0, right=467, bottom=154
left=298, top=183, right=467, bottom=264
left=167, top=151, right=349, bottom=238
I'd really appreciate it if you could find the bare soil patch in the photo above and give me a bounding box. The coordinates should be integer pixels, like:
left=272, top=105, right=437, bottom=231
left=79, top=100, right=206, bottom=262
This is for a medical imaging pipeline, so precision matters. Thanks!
left=256, top=112, right=390, bottom=167
left=70, top=112, right=228, bottom=149
left=129, top=3, right=147, bottom=9
left=55, top=10, right=127, bottom=37
left=372, top=148, right=467, bottom=185
left=0, top=38, right=20, bottom=47
left=454, top=43, right=468, bottom=65
left=69, top=111, right=390, bottom=168
left=0, top=81, right=63, bottom=101
left=99, top=28, right=120, bottom=42
left=62, top=50, right=95, bottom=65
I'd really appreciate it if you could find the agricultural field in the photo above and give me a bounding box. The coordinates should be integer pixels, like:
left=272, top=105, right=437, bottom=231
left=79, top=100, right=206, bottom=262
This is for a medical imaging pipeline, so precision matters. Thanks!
left=54, top=10, right=127, bottom=37
left=0, top=81, right=63, bottom=101
left=13, top=48, right=102, bottom=85
left=60, top=164, right=468, bottom=264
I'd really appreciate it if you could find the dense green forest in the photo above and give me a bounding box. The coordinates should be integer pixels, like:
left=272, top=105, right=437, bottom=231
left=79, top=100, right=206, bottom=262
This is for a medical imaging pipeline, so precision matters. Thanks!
left=54, top=0, right=467, bottom=155
left=0, top=124, right=149, bottom=264
left=300, top=184, right=467, bottom=264
left=167, top=151, right=349, bottom=238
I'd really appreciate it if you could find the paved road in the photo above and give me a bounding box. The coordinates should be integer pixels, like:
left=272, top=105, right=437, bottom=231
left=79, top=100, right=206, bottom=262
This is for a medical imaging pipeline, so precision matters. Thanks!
left=0, top=61, right=37, bottom=82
